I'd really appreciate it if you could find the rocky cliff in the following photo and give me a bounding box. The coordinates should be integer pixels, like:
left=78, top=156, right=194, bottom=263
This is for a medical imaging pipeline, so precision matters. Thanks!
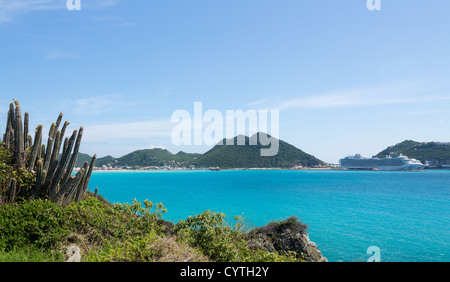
left=246, top=216, right=327, bottom=262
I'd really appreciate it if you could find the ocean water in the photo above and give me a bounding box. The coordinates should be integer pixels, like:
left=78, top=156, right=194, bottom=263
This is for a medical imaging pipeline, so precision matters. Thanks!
left=87, top=169, right=450, bottom=262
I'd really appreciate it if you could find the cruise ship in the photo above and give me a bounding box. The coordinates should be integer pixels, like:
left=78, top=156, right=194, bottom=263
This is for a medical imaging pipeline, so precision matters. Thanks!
left=339, top=154, right=423, bottom=171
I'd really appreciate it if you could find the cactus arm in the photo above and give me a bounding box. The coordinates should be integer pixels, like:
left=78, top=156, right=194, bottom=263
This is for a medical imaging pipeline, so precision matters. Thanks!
left=62, top=127, right=83, bottom=184
left=33, top=159, right=44, bottom=197
left=48, top=130, right=77, bottom=200
left=24, top=112, right=29, bottom=148
left=43, top=123, right=56, bottom=171
left=29, top=124, right=43, bottom=171
left=76, top=154, right=97, bottom=202
left=13, top=100, right=25, bottom=168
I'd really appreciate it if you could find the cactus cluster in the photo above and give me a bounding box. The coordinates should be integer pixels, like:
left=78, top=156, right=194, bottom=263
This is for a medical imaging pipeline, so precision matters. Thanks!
left=1, top=99, right=96, bottom=204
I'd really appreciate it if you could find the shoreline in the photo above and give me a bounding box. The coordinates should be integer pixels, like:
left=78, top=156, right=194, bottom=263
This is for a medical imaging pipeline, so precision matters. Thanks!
left=87, top=167, right=339, bottom=173
left=83, top=167, right=444, bottom=173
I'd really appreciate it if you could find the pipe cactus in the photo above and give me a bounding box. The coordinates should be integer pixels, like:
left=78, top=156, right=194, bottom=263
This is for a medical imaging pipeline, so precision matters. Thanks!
left=1, top=99, right=96, bottom=204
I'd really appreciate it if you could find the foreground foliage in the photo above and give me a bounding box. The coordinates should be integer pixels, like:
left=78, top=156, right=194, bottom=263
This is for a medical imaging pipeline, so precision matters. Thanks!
left=0, top=196, right=303, bottom=262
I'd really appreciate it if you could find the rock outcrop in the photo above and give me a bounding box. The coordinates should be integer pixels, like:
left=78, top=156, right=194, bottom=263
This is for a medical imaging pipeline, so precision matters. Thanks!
left=246, top=216, right=327, bottom=262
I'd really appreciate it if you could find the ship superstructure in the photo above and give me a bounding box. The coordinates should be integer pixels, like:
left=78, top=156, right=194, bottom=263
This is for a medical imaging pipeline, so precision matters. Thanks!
left=339, top=154, right=423, bottom=171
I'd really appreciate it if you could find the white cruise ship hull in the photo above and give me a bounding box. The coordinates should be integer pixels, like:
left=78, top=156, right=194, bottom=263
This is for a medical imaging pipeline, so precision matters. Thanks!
left=339, top=155, right=423, bottom=171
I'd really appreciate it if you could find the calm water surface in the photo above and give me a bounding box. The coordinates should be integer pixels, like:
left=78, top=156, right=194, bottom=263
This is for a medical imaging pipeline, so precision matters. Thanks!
left=87, top=169, right=450, bottom=262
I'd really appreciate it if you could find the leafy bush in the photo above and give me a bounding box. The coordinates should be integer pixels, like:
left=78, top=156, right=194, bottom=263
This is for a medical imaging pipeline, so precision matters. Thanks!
left=0, top=198, right=71, bottom=251
left=0, top=197, right=167, bottom=254
left=113, top=198, right=167, bottom=235
left=174, top=210, right=243, bottom=262
left=174, top=210, right=301, bottom=262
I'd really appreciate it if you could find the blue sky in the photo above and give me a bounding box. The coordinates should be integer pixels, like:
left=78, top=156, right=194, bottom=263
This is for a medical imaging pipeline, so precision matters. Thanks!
left=1, top=0, right=449, bottom=163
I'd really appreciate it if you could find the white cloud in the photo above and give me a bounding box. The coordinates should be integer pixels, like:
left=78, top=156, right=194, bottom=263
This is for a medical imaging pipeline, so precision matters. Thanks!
left=0, top=0, right=120, bottom=23
left=276, top=90, right=409, bottom=110
left=82, top=119, right=174, bottom=143
left=148, top=144, right=167, bottom=150
left=0, top=0, right=61, bottom=23
left=62, top=95, right=133, bottom=116
left=72, top=97, right=118, bottom=115
left=249, top=83, right=450, bottom=111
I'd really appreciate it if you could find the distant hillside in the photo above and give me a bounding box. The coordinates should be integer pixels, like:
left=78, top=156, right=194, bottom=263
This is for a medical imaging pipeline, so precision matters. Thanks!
left=376, top=140, right=450, bottom=165
left=117, top=149, right=200, bottom=167
left=91, top=149, right=201, bottom=167
left=74, top=133, right=324, bottom=169
left=190, top=133, right=324, bottom=169
left=95, top=155, right=115, bottom=167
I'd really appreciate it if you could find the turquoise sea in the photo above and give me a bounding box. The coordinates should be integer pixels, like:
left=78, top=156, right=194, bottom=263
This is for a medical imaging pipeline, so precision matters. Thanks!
left=87, top=169, right=450, bottom=262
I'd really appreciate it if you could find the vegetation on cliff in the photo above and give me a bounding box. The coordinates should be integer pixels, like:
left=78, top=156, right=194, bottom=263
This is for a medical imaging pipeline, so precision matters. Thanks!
left=376, top=140, right=450, bottom=165
left=0, top=194, right=309, bottom=262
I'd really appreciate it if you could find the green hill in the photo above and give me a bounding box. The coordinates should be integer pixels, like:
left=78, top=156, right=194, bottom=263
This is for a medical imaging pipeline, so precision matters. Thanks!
left=191, top=132, right=324, bottom=169
left=74, top=152, right=95, bottom=168
left=87, top=149, right=201, bottom=168
left=75, top=133, right=324, bottom=169
left=104, top=148, right=201, bottom=167
left=376, top=140, right=450, bottom=165
left=95, top=155, right=116, bottom=167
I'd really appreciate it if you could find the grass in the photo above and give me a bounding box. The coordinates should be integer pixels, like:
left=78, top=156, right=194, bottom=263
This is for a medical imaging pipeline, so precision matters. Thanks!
left=0, top=246, right=64, bottom=262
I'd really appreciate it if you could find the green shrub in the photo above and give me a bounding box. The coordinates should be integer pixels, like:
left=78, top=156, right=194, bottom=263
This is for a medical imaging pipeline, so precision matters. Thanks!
left=113, top=198, right=167, bottom=235
left=174, top=210, right=243, bottom=262
left=0, top=197, right=167, bottom=254
left=0, top=198, right=71, bottom=251
left=174, top=210, right=302, bottom=262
